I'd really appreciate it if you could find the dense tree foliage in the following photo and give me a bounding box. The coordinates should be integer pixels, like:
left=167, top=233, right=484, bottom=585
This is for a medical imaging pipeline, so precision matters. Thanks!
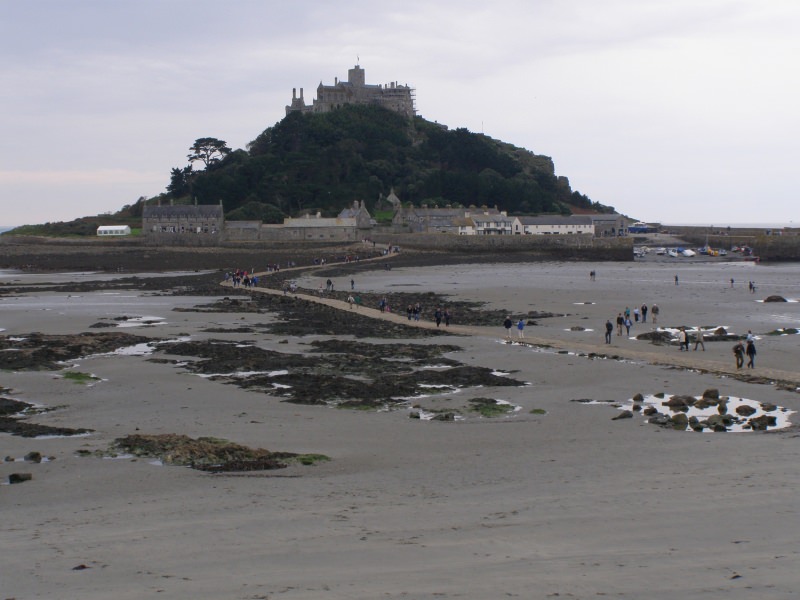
left=170, top=105, right=612, bottom=218
left=187, top=137, right=231, bottom=169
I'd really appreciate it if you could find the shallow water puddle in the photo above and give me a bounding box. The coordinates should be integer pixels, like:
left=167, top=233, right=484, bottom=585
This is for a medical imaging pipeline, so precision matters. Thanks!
left=595, top=394, right=795, bottom=432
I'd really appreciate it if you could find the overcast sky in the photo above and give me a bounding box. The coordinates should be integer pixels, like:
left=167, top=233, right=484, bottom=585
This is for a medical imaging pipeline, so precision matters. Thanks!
left=2, top=0, right=798, bottom=227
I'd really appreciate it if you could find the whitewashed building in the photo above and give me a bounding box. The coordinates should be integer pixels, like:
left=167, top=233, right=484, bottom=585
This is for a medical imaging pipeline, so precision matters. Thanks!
left=514, top=215, right=594, bottom=235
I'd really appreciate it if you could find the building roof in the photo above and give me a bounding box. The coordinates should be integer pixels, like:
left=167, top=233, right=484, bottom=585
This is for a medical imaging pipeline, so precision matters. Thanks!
left=283, top=216, right=357, bottom=228
left=517, top=215, right=593, bottom=225
left=143, top=205, right=223, bottom=219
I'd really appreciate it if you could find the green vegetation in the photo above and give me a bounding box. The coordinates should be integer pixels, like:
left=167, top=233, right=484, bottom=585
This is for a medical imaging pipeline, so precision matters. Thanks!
left=62, top=371, right=101, bottom=385
left=108, top=433, right=328, bottom=472
left=765, top=328, right=799, bottom=336
left=5, top=214, right=142, bottom=237
left=469, top=397, right=516, bottom=417
left=529, top=408, right=547, bottom=415
left=2, top=105, right=614, bottom=237
left=292, top=454, right=331, bottom=466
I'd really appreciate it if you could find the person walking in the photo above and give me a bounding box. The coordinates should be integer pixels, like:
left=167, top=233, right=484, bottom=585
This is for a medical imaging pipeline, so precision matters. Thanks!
left=746, top=339, right=757, bottom=368
left=434, top=307, right=443, bottom=328
left=503, top=316, right=513, bottom=340
left=693, top=328, right=705, bottom=351
left=675, top=274, right=679, bottom=285
left=733, top=341, right=745, bottom=369
left=605, top=319, right=613, bottom=344
left=616, top=313, right=624, bottom=336
left=641, top=304, right=648, bottom=323
left=517, top=318, right=525, bottom=339
left=624, top=316, right=632, bottom=336
left=651, top=304, right=659, bottom=324
left=678, top=327, right=689, bottom=351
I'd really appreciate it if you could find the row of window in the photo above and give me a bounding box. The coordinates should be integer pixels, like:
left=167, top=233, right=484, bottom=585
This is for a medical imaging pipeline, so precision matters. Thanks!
left=151, top=225, right=217, bottom=234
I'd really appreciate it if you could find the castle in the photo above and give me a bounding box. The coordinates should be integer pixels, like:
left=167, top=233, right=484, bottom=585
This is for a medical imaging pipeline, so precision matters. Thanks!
left=286, top=65, right=415, bottom=118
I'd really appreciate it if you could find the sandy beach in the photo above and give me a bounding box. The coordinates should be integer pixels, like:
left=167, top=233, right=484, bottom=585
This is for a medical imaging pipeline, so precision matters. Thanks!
left=2, top=255, right=799, bottom=599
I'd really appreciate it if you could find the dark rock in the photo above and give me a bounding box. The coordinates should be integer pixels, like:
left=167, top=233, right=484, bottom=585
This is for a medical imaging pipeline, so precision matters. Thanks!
left=9, top=472, right=32, bottom=484
left=0, top=397, right=32, bottom=416
left=717, top=399, right=729, bottom=415
left=705, top=414, right=728, bottom=432
left=702, top=388, right=719, bottom=400
left=642, top=406, right=658, bottom=416
left=648, top=413, right=670, bottom=426
left=748, top=415, right=778, bottom=430
left=664, top=395, right=695, bottom=410
left=432, top=412, right=456, bottom=421
left=636, top=330, right=673, bottom=344
left=612, top=410, right=633, bottom=420
left=760, top=402, right=778, bottom=412
left=694, top=397, right=718, bottom=410
left=670, top=413, right=689, bottom=429
left=24, top=451, right=42, bottom=463
left=735, top=405, right=757, bottom=417
left=0, top=332, right=153, bottom=371
left=0, top=416, right=93, bottom=438
left=764, top=295, right=787, bottom=303
left=632, top=393, right=644, bottom=403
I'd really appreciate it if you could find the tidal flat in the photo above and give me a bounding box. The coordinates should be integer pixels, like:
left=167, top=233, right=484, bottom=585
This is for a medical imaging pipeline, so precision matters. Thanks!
left=2, top=256, right=799, bottom=599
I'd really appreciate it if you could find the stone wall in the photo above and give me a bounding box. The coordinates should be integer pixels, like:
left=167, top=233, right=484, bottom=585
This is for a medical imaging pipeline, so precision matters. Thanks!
left=370, top=232, right=633, bottom=260
left=751, top=235, right=800, bottom=262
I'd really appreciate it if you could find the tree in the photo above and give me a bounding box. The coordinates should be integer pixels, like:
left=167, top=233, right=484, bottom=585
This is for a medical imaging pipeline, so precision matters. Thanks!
left=167, top=166, right=193, bottom=198
left=187, top=137, right=231, bottom=169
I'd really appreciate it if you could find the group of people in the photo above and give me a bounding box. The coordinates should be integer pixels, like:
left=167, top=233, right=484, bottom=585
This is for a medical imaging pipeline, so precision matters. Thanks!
left=504, top=316, right=527, bottom=340
left=677, top=327, right=705, bottom=351
left=733, top=331, right=757, bottom=368
left=606, top=303, right=659, bottom=342
left=225, top=269, right=258, bottom=288
left=406, top=303, right=423, bottom=321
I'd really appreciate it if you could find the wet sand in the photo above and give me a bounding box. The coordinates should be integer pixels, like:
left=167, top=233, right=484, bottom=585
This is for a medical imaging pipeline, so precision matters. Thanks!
left=2, top=257, right=800, bottom=599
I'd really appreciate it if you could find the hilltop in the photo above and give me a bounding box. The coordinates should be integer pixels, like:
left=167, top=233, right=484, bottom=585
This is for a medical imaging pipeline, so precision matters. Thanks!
left=3, top=105, right=615, bottom=237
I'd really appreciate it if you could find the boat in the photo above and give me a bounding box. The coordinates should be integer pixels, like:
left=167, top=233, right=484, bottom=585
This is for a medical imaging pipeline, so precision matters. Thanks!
left=668, top=249, right=678, bottom=258
left=681, top=249, right=696, bottom=257
left=628, top=221, right=653, bottom=233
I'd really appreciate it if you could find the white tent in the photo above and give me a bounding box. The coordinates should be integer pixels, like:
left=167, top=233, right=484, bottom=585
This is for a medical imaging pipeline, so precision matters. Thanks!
left=96, top=225, right=131, bottom=236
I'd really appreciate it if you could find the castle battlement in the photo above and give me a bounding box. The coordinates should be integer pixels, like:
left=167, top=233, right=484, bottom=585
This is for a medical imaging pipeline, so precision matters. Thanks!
left=286, top=65, right=415, bottom=118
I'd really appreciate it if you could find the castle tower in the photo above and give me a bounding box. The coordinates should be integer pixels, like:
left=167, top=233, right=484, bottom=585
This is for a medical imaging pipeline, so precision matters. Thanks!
left=348, top=65, right=365, bottom=87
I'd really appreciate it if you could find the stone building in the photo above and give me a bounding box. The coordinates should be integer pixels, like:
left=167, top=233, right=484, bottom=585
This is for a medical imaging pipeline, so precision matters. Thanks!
left=393, top=206, right=504, bottom=234
left=142, top=203, right=223, bottom=245
left=337, top=200, right=374, bottom=229
left=514, top=215, right=594, bottom=235
left=279, top=213, right=361, bottom=242
left=286, top=65, right=415, bottom=118
left=589, top=214, right=628, bottom=237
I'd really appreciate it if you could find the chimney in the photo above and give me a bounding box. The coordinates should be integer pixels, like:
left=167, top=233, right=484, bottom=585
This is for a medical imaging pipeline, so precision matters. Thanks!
left=300, top=88, right=304, bottom=99
left=292, top=88, right=296, bottom=100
